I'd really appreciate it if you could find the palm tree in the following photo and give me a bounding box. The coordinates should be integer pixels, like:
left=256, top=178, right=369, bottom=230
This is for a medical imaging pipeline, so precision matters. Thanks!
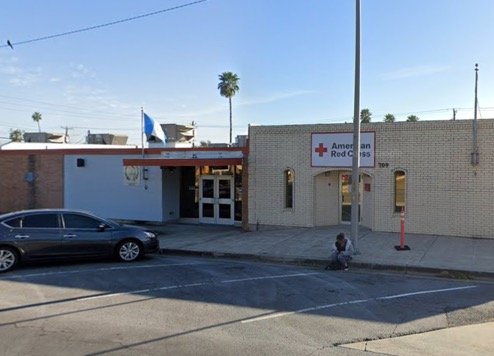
left=384, top=113, right=395, bottom=123
left=360, top=108, right=372, bottom=123
left=217, top=72, right=240, bottom=144
left=32, top=112, right=42, bottom=132
left=406, top=115, right=419, bottom=122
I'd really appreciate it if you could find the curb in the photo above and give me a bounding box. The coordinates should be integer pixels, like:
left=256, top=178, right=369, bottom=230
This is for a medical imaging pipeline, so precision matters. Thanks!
left=160, top=248, right=494, bottom=281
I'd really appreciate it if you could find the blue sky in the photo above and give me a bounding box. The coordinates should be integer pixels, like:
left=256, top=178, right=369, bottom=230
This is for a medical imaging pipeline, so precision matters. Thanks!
left=1, top=0, right=493, bottom=145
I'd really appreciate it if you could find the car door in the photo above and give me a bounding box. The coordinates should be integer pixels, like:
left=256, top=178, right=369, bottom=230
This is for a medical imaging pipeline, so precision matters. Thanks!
left=60, top=213, right=113, bottom=256
left=5, top=213, right=62, bottom=258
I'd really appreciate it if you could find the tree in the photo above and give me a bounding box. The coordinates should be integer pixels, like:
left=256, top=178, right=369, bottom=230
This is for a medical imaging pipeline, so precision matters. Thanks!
left=9, top=128, right=24, bottom=142
left=217, top=72, right=240, bottom=145
left=360, top=108, right=372, bottom=123
left=383, top=113, right=395, bottom=123
left=32, top=112, right=42, bottom=132
left=406, top=115, right=419, bottom=122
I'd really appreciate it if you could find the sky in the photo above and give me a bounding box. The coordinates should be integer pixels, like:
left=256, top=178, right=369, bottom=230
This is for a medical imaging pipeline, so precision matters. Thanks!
left=1, top=0, right=494, bottom=146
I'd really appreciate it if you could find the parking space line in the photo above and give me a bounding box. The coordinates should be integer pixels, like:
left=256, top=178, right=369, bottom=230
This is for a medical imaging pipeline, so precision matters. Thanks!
left=81, top=283, right=213, bottom=301
left=0, top=272, right=319, bottom=310
left=375, top=286, right=477, bottom=300
left=71, top=273, right=319, bottom=303
left=221, top=272, right=319, bottom=284
left=241, top=285, right=478, bottom=324
left=82, top=289, right=152, bottom=301
left=0, top=262, right=207, bottom=280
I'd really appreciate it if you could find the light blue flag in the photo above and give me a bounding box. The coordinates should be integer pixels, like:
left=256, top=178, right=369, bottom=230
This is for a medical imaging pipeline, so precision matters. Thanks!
left=144, top=113, right=166, bottom=142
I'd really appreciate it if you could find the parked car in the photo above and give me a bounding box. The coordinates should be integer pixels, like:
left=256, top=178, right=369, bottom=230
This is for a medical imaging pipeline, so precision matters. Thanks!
left=0, top=209, right=160, bottom=272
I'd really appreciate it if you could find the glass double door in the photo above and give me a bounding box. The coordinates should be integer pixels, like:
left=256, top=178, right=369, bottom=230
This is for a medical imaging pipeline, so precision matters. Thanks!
left=340, top=173, right=363, bottom=223
left=199, top=175, right=234, bottom=225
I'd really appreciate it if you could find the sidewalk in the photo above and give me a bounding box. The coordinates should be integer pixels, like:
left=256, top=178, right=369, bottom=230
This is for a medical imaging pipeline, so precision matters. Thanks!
left=149, top=223, right=494, bottom=280
left=342, top=321, right=494, bottom=355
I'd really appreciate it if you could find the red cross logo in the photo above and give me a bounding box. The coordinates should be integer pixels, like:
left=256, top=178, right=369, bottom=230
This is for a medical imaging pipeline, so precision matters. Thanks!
left=315, top=143, right=327, bottom=157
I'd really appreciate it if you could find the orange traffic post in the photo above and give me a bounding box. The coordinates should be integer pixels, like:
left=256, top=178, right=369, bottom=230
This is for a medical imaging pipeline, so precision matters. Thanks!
left=395, top=207, right=410, bottom=251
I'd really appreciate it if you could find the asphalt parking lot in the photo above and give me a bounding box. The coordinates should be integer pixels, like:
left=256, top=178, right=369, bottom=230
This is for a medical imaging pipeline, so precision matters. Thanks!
left=1, top=255, right=493, bottom=355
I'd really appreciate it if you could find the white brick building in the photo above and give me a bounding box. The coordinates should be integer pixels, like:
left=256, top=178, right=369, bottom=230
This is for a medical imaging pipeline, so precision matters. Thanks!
left=247, top=119, right=494, bottom=238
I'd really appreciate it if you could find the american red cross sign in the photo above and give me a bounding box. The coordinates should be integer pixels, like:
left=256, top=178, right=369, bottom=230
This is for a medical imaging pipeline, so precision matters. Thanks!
left=311, top=132, right=375, bottom=167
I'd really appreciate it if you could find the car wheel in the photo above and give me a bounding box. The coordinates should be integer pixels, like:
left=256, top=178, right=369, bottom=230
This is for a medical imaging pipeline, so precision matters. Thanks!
left=117, top=240, right=142, bottom=262
left=0, top=247, right=18, bottom=273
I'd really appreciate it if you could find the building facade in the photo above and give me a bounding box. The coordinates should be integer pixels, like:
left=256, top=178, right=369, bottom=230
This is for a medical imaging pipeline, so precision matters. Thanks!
left=248, top=120, right=494, bottom=238
left=0, top=145, right=247, bottom=228
left=2, top=119, right=493, bottom=239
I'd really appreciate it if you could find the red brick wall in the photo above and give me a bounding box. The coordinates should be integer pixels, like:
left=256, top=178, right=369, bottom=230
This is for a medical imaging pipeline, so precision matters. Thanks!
left=0, top=153, right=64, bottom=213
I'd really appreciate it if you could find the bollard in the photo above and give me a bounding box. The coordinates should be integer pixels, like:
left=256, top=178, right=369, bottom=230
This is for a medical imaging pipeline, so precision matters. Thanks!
left=400, top=208, right=405, bottom=247
left=395, top=207, right=410, bottom=251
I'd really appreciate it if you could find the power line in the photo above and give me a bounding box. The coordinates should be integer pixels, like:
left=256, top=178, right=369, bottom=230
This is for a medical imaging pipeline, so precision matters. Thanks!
left=1, top=0, right=207, bottom=49
left=0, top=94, right=136, bottom=118
left=0, top=101, right=137, bottom=121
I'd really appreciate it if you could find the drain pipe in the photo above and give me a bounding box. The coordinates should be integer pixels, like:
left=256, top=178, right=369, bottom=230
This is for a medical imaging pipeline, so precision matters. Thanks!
left=471, top=64, right=479, bottom=165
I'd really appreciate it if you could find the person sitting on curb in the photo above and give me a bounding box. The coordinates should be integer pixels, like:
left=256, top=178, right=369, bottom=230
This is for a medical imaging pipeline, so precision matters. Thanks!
left=325, top=232, right=354, bottom=271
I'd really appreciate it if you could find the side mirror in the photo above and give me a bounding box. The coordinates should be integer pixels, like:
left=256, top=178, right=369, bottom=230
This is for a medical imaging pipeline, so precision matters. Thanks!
left=98, top=223, right=107, bottom=232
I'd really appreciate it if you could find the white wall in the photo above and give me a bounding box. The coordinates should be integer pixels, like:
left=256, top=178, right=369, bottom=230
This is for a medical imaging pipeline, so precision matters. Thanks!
left=162, top=167, right=180, bottom=221
left=64, top=154, right=163, bottom=222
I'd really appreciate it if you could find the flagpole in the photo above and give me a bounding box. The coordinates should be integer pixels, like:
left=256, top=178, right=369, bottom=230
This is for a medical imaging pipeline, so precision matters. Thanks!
left=141, top=107, right=145, bottom=157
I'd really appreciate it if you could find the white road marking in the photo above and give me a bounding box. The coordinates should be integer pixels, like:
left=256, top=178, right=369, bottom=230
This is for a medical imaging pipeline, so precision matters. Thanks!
left=241, top=285, right=478, bottom=324
left=156, top=282, right=208, bottom=291
left=375, top=286, right=477, bottom=300
left=0, top=262, right=206, bottom=280
left=81, top=289, right=152, bottom=301
left=72, top=274, right=318, bottom=302
left=221, top=272, right=319, bottom=283
left=64, top=283, right=212, bottom=302
left=1, top=266, right=478, bottom=318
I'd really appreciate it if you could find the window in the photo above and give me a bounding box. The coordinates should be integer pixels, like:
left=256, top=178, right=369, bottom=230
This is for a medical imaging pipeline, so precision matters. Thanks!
left=63, top=213, right=103, bottom=229
left=394, top=170, right=406, bottom=212
left=284, top=169, right=294, bottom=208
left=3, top=217, right=22, bottom=228
left=22, top=213, right=60, bottom=228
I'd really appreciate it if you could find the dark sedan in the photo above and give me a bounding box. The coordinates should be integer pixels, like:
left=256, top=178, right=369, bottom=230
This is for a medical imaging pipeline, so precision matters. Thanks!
left=0, top=209, right=160, bottom=272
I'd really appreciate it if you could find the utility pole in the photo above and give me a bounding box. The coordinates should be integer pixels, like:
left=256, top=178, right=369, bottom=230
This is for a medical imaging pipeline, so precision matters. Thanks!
left=452, top=108, right=457, bottom=120
left=60, top=126, right=73, bottom=143
left=351, top=0, right=361, bottom=252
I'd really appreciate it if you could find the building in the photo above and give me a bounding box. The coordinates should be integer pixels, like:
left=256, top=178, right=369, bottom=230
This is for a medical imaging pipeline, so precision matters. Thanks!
left=0, top=143, right=247, bottom=227
left=1, top=119, right=493, bottom=239
left=247, top=119, right=494, bottom=238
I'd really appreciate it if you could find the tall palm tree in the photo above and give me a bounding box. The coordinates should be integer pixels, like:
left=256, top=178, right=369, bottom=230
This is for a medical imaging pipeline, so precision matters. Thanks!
left=217, top=72, right=240, bottom=145
left=32, top=112, right=42, bottom=132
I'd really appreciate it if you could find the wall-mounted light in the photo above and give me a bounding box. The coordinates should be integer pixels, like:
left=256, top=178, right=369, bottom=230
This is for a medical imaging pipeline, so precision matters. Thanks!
left=142, top=167, right=149, bottom=180
left=77, top=158, right=85, bottom=167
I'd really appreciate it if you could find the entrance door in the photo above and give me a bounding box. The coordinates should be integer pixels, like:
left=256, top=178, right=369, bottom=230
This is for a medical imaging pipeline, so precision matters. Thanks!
left=199, top=175, right=234, bottom=225
left=339, top=173, right=362, bottom=223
